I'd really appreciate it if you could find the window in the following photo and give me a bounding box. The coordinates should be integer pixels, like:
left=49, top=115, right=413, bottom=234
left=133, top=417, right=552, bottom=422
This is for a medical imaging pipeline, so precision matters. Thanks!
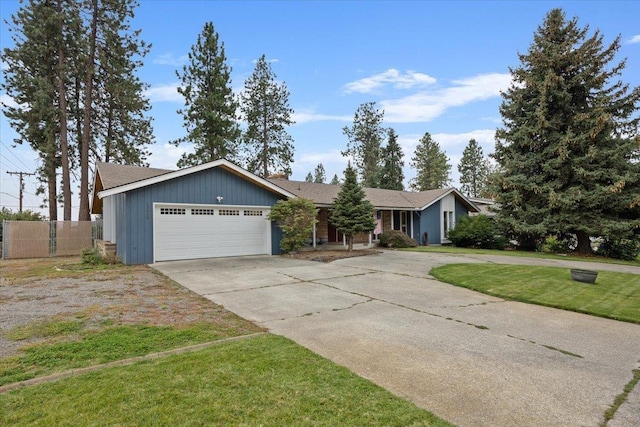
left=219, top=209, right=240, bottom=216
left=244, top=210, right=263, bottom=216
left=191, top=208, right=215, bottom=215
left=443, top=211, right=454, bottom=236
left=160, top=208, right=186, bottom=215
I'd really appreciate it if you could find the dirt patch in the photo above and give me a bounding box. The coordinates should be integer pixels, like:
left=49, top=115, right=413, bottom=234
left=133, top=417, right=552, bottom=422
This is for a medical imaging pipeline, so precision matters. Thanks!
left=0, top=258, right=262, bottom=358
left=282, top=249, right=382, bottom=263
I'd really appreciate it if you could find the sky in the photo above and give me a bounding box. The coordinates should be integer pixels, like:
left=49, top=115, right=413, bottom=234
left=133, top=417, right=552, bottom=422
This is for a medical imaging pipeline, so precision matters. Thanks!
left=1, top=0, right=639, bottom=218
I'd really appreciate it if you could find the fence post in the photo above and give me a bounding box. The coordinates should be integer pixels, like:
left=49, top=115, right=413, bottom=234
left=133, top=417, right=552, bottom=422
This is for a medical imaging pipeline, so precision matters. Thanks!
left=2, top=220, right=7, bottom=260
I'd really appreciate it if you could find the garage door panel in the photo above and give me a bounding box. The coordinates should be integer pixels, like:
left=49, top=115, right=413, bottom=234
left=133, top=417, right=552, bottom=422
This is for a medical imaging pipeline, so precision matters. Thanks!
left=154, top=205, right=271, bottom=262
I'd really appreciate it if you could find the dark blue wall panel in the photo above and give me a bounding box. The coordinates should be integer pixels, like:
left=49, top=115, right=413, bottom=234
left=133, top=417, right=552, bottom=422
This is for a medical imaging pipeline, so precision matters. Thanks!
left=122, top=167, right=285, bottom=265
left=421, top=200, right=441, bottom=244
left=455, top=198, right=469, bottom=224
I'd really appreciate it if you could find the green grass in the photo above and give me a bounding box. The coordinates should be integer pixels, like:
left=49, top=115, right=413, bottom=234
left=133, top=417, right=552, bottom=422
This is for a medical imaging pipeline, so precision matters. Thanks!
left=402, top=246, right=640, bottom=266
left=0, top=334, right=452, bottom=427
left=0, top=322, right=248, bottom=386
left=431, top=264, right=640, bottom=323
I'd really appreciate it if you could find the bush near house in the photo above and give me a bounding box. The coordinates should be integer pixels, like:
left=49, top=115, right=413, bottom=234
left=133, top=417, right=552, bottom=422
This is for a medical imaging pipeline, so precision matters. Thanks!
left=596, top=237, right=640, bottom=261
left=379, top=230, right=417, bottom=248
left=267, top=198, right=317, bottom=253
left=447, top=215, right=507, bottom=250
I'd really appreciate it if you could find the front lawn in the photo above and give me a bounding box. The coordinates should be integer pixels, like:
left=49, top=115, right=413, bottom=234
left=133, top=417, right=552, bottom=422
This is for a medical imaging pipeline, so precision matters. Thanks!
left=402, top=246, right=640, bottom=266
left=0, top=334, right=451, bottom=427
left=431, top=264, right=640, bottom=323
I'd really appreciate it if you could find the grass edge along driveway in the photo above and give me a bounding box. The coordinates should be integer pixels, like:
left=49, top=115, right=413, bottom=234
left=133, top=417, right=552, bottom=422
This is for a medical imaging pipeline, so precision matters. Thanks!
left=431, top=263, right=640, bottom=324
left=0, top=334, right=452, bottom=427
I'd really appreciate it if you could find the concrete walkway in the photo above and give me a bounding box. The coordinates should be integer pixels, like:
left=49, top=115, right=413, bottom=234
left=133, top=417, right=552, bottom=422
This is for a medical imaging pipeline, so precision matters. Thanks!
left=153, top=251, right=640, bottom=427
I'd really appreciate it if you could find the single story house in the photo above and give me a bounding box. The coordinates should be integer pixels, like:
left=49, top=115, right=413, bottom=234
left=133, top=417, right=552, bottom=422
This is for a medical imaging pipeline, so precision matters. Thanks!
left=91, top=160, right=479, bottom=265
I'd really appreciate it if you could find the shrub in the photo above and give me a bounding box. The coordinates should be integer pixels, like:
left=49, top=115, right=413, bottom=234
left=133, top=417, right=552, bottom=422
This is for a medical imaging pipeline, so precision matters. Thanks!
left=267, top=198, right=317, bottom=253
left=447, top=215, right=507, bottom=250
left=542, top=234, right=575, bottom=254
left=379, top=230, right=417, bottom=248
left=81, top=248, right=102, bottom=265
left=596, top=237, right=640, bottom=261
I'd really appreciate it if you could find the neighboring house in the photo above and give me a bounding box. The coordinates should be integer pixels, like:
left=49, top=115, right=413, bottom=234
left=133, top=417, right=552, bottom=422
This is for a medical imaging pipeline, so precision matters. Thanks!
left=468, top=197, right=497, bottom=218
left=92, top=160, right=478, bottom=265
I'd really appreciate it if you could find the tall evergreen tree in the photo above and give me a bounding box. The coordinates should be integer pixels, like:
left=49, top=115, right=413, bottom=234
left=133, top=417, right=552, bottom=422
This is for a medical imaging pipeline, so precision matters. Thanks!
left=342, top=102, right=386, bottom=188
left=458, top=139, right=489, bottom=197
left=410, top=132, right=451, bottom=191
left=313, top=163, right=326, bottom=183
left=171, top=22, right=239, bottom=168
left=330, top=174, right=340, bottom=185
left=305, top=172, right=313, bottom=182
left=493, top=8, right=640, bottom=253
left=330, top=163, right=376, bottom=251
left=240, top=55, right=295, bottom=177
left=378, top=128, right=404, bottom=190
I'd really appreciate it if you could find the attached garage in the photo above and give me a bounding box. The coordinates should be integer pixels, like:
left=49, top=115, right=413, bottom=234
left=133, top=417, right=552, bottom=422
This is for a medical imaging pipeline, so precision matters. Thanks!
left=91, top=160, right=295, bottom=265
left=153, top=204, right=271, bottom=262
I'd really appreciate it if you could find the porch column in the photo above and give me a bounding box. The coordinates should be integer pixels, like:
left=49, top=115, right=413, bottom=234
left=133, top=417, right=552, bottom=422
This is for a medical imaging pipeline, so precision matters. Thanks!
left=313, top=220, right=317, bottom=248
left=391, top=210, right=394, bottom=230
left=410, top=211, right=414, bottom=241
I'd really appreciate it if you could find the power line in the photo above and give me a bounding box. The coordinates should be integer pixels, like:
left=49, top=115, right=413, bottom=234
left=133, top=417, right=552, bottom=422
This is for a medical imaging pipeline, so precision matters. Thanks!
left=6, top=171, right=36, bottom=212
left=0, top=140, right=32, bottom=170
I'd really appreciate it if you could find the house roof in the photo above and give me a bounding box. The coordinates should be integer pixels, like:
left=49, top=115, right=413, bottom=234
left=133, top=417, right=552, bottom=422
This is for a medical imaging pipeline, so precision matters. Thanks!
left=91, top=160, right=298, bottom=214
left=269, top=179, right=478, bottom=212
left=90, top=160, right=479, bottom=214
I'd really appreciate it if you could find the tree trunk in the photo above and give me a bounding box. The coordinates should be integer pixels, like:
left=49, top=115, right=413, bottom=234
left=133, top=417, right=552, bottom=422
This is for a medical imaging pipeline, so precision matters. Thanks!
left=574, top=230, right=592, bottom=255
left=262, top=107, right=268, bottom=177
left=78, top=0, right=98, bottom=221
left=348, top=235, right=353, bottom=252
left=56, top=4, right=72, bottom=221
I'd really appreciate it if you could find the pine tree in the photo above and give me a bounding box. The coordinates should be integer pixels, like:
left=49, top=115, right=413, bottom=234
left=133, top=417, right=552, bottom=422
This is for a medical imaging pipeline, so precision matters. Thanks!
left=330, top=174, right=340, bottom=185
left=241, top=55, right=295, bottom=177
left=313, top=163, right=326, bottom=183
left=329, top=163, right=376, bottom=251
left=342, top=102, right=386, bottom=188
left=305, top=172, right=313, bottom=183
left=171, top=22, right=239, bottom=168
left=410, top=132, right=451, bottom=191
left=493, top=8, right=640, bottom=253
left=458, top=139, right=489, bottom=197
left=378, top=128, right=404, bottom=190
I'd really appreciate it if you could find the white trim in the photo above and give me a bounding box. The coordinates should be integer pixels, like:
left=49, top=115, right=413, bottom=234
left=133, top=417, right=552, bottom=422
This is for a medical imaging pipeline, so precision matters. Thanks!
left=418, top=188, right=480, bottom=213
left=152, top=202, right=272, bottom=263
left=99, top=159, right=297, bottom=200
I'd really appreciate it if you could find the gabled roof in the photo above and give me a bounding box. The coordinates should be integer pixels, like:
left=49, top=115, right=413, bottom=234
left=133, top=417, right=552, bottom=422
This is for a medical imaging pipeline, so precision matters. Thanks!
left=269, top=179, right=479, bottom=212
left=91, top=160, right=297, bottom=214
left=90, top=160, right=479, bottom=214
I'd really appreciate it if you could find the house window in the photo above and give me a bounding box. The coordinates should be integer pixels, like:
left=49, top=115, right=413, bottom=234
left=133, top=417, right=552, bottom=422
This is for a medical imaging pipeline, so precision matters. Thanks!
left=160, top=208, right=186, bottom=215
left=244, top=210, right=263, bottom=216
left=219, top=209, right=240, bottom=216
left=191, top=209, right=215, bottom=215
left=400, top=211, right=407, bottom=234
left=443, top=211, right=454, bottom=236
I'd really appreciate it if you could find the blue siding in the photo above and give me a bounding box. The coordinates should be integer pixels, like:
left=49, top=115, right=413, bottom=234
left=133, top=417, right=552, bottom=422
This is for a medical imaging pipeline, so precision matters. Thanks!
left=412, top=211, right=422, bottom=244
left=455, top=198, right=469, bottom=224
left=114, top=194, right=128, bottom=263
left=420, top=200, right=441, bottom=244
left=122, top=167, right=285, bottom=265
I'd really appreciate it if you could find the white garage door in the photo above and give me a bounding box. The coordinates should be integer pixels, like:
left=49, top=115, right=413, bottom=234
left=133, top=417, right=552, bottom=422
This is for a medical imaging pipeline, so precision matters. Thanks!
left=154, top=204, right=271, bottom=262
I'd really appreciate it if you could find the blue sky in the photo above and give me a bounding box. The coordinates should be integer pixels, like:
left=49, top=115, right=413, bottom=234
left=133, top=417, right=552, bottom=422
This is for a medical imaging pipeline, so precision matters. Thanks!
left=1, top=0, right=639, bottom=217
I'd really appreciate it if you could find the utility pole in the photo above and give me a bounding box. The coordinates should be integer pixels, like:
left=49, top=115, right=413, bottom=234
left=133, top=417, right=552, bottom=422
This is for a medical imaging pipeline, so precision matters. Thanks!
left=6, top=171, right=36, bottom=213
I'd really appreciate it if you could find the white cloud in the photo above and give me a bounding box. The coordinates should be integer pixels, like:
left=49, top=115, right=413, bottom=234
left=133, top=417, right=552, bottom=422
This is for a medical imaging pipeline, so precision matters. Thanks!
left=343, top=69, right=436, bottom=94
left=627, top=35, right=640, bottom=44
left=292, top=110, right=352, bottom=124
left=145, top=82, right=182, bottom=103
left=0, top=94, right=19, bottom=109
left=147, top=142, right=188, bottom=170
left=153, top=52, right=188, bottom=66
left=381, top=73, right=512, bottom=123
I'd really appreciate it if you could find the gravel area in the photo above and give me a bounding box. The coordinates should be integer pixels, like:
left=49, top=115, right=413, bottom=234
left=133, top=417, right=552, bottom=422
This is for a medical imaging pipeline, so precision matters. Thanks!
left=0, top=258, right=260, bottom=358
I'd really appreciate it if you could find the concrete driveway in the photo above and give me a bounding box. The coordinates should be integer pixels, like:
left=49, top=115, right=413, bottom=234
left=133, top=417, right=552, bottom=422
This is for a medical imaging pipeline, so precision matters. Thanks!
left=153, top=251, right=640, bottom=427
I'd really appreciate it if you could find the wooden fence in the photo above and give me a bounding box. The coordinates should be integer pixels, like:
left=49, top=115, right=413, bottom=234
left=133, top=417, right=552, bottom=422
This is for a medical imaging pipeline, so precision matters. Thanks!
left=1, top=220, right=102, bottom=259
